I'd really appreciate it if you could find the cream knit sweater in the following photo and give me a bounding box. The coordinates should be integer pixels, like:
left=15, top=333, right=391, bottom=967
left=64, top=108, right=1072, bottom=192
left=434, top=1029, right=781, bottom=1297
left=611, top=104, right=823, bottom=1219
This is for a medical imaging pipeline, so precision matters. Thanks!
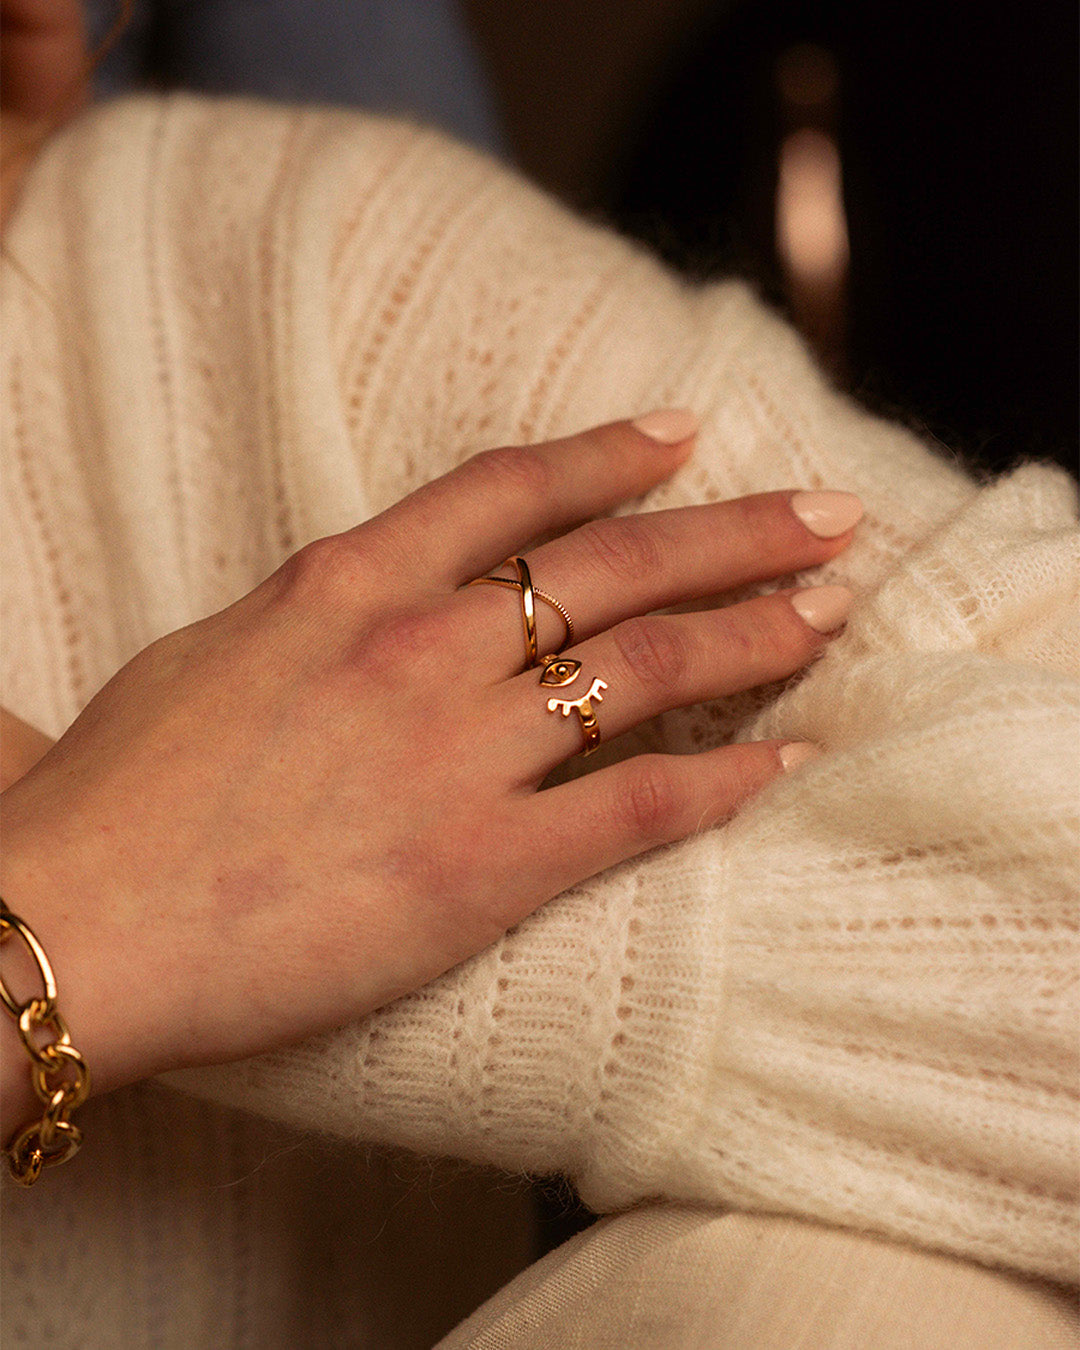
left=2, top=94, right=1077, bottom=1317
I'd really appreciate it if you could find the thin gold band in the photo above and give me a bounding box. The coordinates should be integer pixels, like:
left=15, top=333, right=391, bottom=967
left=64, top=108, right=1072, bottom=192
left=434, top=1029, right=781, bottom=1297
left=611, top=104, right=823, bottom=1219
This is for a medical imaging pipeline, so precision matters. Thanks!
left=469, top=556, right=575, bottom=667
left=512, top=556, right=538, bottom=667
left=470, top=576, right=575, bottom=648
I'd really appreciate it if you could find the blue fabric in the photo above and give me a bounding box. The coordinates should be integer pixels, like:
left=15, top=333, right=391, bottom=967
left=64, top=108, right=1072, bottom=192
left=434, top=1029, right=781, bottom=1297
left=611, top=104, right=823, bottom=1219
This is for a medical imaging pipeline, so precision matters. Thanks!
left=87, top=0, right=504, bottom=154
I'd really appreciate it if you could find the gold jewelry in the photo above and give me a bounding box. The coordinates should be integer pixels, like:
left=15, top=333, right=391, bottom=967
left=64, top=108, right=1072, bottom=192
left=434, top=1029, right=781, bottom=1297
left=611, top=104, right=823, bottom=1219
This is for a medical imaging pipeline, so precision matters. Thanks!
left=540, top=654, right=608, bottom=755
left=511, top=555, right=539, bottom=667
left=469, top=556, right=575, bottom=668
left=0, top=901, right=90, bottom=1184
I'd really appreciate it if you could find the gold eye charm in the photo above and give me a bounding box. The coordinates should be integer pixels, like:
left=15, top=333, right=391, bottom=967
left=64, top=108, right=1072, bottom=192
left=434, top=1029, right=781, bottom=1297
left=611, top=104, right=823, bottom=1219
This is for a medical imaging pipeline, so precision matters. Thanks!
left=539, top=656, right=581, bottom=687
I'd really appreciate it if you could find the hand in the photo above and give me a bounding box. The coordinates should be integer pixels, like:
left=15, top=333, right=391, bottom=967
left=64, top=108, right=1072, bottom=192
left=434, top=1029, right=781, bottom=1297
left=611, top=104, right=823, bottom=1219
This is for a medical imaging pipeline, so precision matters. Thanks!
left=0, top=413, right=859, bottom=1123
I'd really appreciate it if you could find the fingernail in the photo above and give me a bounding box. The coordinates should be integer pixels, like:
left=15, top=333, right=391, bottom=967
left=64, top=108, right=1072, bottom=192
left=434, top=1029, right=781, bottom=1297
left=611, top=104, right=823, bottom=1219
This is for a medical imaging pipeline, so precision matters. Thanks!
left=779, top=741, right=823, bottom=772
left=791, top=490, right=864, bottom=538
left=631, top=408, right=699, bottom=444
left=791, top=585, right=854, bottom=633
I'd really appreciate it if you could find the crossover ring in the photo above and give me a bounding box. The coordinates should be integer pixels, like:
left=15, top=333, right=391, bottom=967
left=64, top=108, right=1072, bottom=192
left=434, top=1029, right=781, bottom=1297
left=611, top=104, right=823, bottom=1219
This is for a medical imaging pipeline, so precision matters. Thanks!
left=469, top=556, right=575, bottom=669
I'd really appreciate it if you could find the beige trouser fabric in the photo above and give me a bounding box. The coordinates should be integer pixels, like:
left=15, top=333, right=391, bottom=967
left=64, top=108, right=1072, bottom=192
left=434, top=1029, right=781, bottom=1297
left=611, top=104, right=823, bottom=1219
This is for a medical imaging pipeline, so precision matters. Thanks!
left=437, top=1205, right=1079, bottom=1350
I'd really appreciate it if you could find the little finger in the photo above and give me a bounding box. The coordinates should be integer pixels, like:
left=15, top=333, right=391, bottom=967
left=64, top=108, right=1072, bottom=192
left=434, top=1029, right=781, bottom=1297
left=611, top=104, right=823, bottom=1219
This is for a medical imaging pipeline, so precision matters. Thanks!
left=510, top=740, right=820, bottom=905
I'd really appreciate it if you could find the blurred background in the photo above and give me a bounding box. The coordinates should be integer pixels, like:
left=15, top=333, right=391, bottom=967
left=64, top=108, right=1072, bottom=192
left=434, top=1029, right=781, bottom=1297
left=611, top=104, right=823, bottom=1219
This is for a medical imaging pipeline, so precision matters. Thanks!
left=89, top=0, right=1078, bottom=481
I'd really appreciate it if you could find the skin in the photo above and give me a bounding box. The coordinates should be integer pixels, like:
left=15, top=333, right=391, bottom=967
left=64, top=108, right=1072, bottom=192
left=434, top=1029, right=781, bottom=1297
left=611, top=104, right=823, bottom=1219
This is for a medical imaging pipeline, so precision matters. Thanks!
left=0, top=415, right=859, bottom=1137
left=0, top=0, right=860, bottom=1146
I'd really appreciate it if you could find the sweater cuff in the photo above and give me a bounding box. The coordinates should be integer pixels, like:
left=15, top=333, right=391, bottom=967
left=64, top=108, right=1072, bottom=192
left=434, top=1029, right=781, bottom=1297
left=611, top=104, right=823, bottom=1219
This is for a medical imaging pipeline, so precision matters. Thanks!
left=163, top=827, right=732, bottom=1201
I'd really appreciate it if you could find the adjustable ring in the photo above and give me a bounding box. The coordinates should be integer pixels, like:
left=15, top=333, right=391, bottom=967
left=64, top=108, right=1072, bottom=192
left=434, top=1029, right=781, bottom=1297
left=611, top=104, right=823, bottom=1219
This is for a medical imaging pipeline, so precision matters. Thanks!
left=469, top=556, right=575, bottom=669
left=539, top=654, right=608, bottom=756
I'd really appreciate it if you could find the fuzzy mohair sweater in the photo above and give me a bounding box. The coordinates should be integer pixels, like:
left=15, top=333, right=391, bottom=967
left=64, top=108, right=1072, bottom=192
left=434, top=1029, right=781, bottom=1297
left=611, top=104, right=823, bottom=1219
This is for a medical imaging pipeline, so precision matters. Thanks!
left=2, top=94, right=1077, bottom=1331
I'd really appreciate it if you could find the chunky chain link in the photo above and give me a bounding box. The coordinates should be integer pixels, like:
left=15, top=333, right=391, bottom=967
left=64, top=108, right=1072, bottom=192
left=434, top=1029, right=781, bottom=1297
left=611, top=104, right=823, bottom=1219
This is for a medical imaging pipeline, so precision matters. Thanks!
left=0, top=901, right=90, bottom=1184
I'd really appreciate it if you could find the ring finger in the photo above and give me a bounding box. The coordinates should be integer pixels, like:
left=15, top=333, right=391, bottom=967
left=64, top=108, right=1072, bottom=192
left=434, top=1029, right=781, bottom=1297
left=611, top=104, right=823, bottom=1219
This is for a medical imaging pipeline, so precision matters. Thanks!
left=495, top=585, right=852, bottom=782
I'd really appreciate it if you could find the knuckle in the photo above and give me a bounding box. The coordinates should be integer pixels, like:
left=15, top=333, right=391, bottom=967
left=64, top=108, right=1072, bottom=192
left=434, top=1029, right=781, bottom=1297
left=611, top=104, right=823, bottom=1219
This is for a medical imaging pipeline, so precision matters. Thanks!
left=721, top=604, right=793, bottom=670
left=274, top=534, right=368, bottom=600
left=728, top=491, right=776, bottom=536
left=719, top=493, right=799, bottom=573
left=360, top=606, right=447, bottom=680
left=620, top=759, right=682, bottom=840
left=577, top=515, right=663, bottom=585
left=468, top=444, right=552, bottom=501
left=614, top=615, right=691, bottom=694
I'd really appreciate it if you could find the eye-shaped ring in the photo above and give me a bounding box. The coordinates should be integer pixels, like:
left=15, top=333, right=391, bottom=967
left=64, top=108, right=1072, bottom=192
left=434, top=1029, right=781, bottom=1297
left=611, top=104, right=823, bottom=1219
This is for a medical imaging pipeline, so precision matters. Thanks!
left=539, top=657, right=582, bottom=687
left=539, top=655, right=608, bottom=755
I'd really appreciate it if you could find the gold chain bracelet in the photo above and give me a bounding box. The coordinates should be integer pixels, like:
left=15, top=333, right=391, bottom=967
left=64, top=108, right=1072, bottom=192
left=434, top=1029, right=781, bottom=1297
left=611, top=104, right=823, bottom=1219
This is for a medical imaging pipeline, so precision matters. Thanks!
left=0, top=900, right=90, bottom=1184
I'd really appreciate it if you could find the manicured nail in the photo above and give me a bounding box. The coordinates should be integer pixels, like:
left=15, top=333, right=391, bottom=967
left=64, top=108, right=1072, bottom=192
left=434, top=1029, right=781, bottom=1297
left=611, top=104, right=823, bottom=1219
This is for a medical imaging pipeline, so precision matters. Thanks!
left=791, top=585, right=854, bottom=633
left=631, top=408, right=699, bottom=444
left=791, top=490, right=864, bottom=538
left=779, top=741, right=823, bottom=772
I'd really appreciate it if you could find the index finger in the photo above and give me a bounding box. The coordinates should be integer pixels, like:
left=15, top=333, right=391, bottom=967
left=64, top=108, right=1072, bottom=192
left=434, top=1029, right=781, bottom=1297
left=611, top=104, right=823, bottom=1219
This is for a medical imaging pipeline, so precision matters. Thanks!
left=365, top=410, right=699, bottom=585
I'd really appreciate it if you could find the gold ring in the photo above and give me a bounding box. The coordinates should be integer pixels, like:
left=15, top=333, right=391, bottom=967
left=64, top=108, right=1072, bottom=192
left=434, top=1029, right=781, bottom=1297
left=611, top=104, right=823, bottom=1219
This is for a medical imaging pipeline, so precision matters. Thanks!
left=539, top=654, right=608, bottom=756
left=469, top=556, right=575, bottom=669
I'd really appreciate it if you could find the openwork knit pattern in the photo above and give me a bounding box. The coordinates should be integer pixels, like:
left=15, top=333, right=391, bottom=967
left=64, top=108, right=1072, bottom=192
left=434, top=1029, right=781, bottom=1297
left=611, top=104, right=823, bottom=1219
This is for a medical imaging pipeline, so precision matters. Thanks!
left=3, top=97, right=1078, bottom=1303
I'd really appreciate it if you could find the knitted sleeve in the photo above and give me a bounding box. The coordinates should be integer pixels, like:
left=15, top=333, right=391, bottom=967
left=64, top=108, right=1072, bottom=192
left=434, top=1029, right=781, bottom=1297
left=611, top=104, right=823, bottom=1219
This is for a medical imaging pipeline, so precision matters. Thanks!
left=3, top=95, right=1076, bottom=1283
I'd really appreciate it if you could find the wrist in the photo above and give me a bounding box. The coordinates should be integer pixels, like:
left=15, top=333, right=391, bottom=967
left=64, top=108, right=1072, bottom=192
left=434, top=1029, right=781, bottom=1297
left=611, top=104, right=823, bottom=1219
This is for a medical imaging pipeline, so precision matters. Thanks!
left=1, top=763, right=194, bottom=1109
left=0, top=782, right=119, bottom=1126
left=0, top=1012, right=39, bottom=1146
left=0, top=897, right=93, bottom=1179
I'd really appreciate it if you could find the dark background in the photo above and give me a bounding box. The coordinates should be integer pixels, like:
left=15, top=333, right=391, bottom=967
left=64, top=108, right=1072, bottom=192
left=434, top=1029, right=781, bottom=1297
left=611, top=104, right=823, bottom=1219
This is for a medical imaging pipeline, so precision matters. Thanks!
left=469, top=0, right=1078, bottom=480
left=99, top=0, right=1079, bottom=479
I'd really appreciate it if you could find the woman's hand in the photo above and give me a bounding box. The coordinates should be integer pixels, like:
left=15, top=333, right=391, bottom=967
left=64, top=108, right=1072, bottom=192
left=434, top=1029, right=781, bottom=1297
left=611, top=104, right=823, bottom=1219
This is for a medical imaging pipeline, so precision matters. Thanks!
left=0, top=413, right=860, bottom=1124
